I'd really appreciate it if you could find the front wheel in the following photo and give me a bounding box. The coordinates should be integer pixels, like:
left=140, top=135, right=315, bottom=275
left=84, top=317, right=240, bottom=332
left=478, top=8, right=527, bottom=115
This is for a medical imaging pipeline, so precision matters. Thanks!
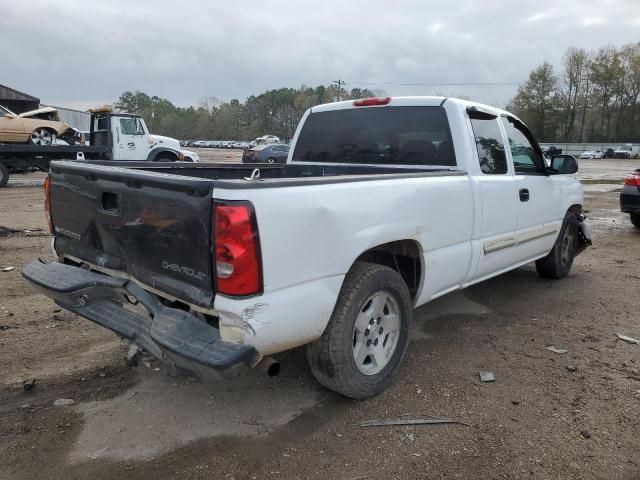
left=29, top=128, right=54, bottom=146
left=535, top=213, right=579, bottom=279
left=630, top=213, right=640, bottom=229
left=307, top=262, right=412, bottom=399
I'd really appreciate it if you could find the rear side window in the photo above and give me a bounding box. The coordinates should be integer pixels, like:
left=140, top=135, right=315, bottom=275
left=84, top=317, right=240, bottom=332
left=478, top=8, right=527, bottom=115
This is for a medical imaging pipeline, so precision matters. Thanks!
left=470, top=118, right=508, bottom=174
left=292, top=106, right=456, bottom=166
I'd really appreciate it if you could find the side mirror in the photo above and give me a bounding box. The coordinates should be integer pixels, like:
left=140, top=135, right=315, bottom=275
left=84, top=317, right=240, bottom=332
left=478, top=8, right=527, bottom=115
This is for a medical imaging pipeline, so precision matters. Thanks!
left=550, top=154, right=578, bottom=174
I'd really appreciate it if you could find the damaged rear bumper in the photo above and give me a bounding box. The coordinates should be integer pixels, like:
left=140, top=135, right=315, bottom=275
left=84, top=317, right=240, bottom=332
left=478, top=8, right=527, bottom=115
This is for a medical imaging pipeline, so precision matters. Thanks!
left=22, top=260, right=260, bottom=378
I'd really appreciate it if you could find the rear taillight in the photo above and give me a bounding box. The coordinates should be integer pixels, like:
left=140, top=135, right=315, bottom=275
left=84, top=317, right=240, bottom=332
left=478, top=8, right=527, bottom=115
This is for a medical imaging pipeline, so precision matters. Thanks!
left=353, top=97, right=391, bottom=107
left=43, top=174, right=53, bottom=234
left=214, top=201, right=262, bottom=296
left=624, top=173, right=640, bottom=188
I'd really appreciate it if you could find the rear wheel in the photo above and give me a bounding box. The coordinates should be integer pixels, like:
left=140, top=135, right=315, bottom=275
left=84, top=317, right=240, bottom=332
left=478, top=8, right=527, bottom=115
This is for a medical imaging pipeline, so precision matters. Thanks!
left=307, top=262, right=412, bottom=399
left=630, top=213, right=640, bottom=229
left=0, top=163, right=9, bottom=187
left=535, top=213, right=579, bottom=279
left=29, top=128, right=55, bottom=146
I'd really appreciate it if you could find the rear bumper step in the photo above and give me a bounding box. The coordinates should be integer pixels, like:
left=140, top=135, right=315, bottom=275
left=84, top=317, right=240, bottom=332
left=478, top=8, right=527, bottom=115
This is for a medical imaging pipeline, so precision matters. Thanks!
left=22, top=261, right=260, bottom=377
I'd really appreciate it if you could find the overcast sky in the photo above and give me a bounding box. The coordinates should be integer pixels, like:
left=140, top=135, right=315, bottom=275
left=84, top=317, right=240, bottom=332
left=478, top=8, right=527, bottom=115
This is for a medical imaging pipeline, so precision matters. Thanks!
left=2, top=0, right=639, bottom=109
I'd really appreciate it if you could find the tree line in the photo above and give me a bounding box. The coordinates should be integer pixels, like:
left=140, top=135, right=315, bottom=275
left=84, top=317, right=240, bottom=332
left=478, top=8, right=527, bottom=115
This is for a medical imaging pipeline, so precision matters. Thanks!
left=113, top=86, right=378, bottom=141
left=507, top=42, right=640, bottom=142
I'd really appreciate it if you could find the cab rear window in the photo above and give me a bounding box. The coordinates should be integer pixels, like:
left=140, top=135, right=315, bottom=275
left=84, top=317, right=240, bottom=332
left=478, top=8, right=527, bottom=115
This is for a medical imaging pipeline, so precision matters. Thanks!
left=292, top=106, right=456, bottom=166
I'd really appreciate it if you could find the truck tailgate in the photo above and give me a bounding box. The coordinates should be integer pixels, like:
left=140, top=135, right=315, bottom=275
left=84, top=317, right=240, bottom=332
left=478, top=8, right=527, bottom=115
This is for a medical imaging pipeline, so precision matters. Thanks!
left=48, top=161, right=216, bottom=308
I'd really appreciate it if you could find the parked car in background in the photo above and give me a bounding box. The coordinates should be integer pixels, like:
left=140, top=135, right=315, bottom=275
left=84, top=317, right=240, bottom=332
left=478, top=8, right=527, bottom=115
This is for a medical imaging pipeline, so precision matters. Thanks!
left=543, top=146, right=562, bottom=158
left=614, top=144, right=640, bottom=159
left=242, top=143, right=290, bottom=163
left=579, top=150, right=604, bottom=159
left=620, top=169, right=640, bottom=228
left=605, top=148, right=615, bottom=159
left=254, top=134, right=280, bottom=145
left=0, top=105, right=81, bottom=146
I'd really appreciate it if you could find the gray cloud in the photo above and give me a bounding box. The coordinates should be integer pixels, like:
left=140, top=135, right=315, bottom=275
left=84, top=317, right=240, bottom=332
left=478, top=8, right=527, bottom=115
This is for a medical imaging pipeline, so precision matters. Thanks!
left=2, top=0, right=639, bottom=108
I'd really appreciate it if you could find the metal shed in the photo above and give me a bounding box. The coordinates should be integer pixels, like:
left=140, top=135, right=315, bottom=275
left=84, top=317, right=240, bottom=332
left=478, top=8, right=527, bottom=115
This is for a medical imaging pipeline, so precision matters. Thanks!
left=0, top=84, right=40, bottom=114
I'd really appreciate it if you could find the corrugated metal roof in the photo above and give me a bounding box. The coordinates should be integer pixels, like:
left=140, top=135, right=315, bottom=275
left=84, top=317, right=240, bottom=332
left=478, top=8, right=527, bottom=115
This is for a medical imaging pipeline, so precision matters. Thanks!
left=0, top=84, right=40, bottom=102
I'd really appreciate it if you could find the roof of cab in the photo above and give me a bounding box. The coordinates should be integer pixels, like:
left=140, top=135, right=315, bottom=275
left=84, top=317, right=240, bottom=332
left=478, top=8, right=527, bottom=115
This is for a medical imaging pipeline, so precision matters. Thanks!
left=310, top=96, right=514, bottom=119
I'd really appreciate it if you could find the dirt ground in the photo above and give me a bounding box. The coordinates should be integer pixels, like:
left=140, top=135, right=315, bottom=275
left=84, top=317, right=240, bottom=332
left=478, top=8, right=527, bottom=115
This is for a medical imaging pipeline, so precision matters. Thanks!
left=1, top=159, right=639, bottom=480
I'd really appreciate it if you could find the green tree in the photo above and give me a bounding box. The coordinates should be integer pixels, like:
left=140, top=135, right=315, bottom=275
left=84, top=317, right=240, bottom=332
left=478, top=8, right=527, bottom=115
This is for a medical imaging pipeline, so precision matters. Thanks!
left=508, top=62, right=559, bottom=140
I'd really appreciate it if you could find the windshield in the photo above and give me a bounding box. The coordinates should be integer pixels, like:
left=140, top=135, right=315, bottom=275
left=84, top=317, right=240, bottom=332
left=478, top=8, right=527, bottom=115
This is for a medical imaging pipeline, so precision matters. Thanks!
left=618, top=145, right=631, bottom=151
left=292, top=106, right=456, bottom=166
left=0, top=105, right=16, bottom=116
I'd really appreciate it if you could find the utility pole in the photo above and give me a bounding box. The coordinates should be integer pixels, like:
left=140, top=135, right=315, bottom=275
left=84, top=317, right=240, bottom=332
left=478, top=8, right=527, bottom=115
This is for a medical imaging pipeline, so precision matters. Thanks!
left=333, top=79, right=345, bottom=101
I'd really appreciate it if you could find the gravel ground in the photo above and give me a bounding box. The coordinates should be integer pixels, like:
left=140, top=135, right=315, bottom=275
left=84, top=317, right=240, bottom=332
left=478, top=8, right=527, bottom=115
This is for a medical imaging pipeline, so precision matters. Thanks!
left=0, top=160, right=639, bottom=480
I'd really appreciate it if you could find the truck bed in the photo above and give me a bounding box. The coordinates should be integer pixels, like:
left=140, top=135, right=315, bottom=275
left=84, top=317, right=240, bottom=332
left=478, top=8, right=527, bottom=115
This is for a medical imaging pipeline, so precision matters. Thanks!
left=47, top=160, right=465, bottom=311
left=79, top=160, right=464, bottom=187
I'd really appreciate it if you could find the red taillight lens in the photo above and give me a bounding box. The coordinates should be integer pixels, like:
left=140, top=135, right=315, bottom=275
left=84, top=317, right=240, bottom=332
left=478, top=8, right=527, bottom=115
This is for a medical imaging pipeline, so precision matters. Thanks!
left=624, top=173, right=640, bottom=188
left=43, top=174, right=53, bottom=234
left=353, top=97, right=391, bottom=107
left=214, top=202, right=262, bottom=296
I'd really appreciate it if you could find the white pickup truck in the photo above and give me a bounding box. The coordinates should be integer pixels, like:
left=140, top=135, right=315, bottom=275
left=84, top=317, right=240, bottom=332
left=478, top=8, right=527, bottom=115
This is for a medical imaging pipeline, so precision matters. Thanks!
left=23, top=96, right=591, bottom=398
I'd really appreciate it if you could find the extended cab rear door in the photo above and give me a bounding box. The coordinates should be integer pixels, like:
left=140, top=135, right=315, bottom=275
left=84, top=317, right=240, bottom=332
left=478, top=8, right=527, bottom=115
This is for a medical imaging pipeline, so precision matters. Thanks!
left=467, top=109, right=519, bottom=279
left=501, top=116, right=562, bottom=259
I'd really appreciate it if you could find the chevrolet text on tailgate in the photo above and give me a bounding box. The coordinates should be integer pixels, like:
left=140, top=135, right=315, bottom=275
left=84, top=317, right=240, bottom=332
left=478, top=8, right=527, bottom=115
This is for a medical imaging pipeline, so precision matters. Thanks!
left=23, top=97, right=592, bottom=399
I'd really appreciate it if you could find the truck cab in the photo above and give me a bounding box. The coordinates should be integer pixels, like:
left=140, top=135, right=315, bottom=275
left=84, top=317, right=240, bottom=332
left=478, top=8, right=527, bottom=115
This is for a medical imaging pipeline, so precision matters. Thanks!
left=90, top=110, right=196, bottom=162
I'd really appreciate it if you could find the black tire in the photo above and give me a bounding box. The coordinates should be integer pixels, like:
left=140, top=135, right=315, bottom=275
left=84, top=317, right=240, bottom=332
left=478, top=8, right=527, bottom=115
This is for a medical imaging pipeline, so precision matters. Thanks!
left=0, top=163, right=9, bottom=187
left=306, top=262, right=412, bottom=399
left=153, top=155, right=175, bottom=162
left=535, top=213, right=579, bottom=279
left=630, top=213, right=640, bottom=229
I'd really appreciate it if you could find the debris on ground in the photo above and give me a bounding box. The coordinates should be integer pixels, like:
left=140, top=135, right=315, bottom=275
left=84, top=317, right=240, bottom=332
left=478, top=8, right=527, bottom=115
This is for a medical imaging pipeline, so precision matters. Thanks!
left=566, top=365, right=578, bottom=372
left=0, top=226, right=20, bottom=237
left=358, top=418, right=470, bottom=427
left=22, top=378, right=36, bottom=392
left=479, top=371, right=495, bottom=382
left=580, top=430, right=592, bottom=439
left=546, top=346, right=568, bottom=354
left=615, top=333, right=640, bottom=345
left=2, top=266, right=15, bottom=272
left=53, top=398, right=75, bottom=406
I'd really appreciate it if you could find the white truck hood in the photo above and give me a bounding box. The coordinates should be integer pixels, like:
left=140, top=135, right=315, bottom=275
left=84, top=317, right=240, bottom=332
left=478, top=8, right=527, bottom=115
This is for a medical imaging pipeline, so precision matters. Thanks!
left=150, top=134, right=199, bottom=162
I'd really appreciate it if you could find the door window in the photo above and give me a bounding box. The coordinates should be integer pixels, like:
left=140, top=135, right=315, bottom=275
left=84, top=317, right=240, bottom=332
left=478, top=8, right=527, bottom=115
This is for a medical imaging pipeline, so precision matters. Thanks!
left=470, top=118, right=507, bottom=174
left=120, top=118, right=145, bottom=135
left=501, top=117, right=544, bottom=174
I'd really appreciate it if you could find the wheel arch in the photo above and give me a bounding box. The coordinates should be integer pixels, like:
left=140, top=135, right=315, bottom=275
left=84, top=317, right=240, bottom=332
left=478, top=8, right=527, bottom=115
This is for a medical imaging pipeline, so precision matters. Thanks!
left=147, top=148, right=179, bottom=162
left=352, top=239, right=423, bottom=302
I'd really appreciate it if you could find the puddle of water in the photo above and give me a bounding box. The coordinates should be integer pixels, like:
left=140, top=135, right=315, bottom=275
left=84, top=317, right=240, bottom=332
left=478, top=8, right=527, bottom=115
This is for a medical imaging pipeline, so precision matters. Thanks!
left=70, top=369, right=323, bottom=462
